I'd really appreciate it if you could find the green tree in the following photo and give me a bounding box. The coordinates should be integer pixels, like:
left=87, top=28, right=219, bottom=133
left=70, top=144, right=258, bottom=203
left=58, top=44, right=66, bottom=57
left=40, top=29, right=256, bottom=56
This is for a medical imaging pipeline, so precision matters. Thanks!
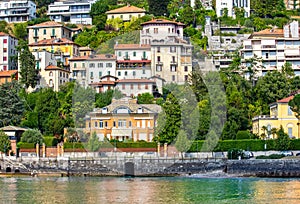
left=0, top=81, right=24, bottom=127
left=175, top=130, right=191, bottom=160
left=0, top=21, right=9, bottom=33
left=21, top=129, right=43, bottom=145
left=288, top=94, right=300, bottom=139
left=275, top=126, right=291, bottom=151
left=0, top=131, right=11, bottom=154
left=137, top=93, right=154, bottom=104
left=86, top=132, right=100, bottom=152
left=148, top=0, right=170, bottom=16
left=13, top=23, right=27, bottom=40
left=18, top=44, right=38, bottom=89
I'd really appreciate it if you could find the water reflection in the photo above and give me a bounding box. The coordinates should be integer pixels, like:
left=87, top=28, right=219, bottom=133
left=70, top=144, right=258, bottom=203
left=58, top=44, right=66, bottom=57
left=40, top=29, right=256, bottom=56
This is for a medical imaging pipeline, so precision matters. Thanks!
left=0, top=177, right=300, bottom=203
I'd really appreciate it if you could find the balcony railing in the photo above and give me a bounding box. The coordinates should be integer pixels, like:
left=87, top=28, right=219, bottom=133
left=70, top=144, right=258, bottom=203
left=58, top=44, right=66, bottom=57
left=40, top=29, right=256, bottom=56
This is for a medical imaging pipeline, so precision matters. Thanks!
left=252, top=115, right=278, bottom=120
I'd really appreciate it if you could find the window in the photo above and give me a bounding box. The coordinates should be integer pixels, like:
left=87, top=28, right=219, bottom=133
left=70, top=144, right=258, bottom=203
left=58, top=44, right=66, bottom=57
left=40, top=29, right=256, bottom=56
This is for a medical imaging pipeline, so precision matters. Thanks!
left=129, top=121, right=132, bottom=127
left=142, top=70, right=146, bottom=74
left=95, top=121, right=98, bottom=127
left=107, top=71, right=110, bottom=75
left=99, top=71, right=102, bottom=77
left=74, top=63, right=77, bottom=68
left=89, top=63, right=95, bottom=68
left=122, top=84, right=125, bottom=90
left=125, top=71, right=128, bottom=76
left=105, top=121, right=108, bottom=127
left=129, top=14, right=132, bottom=19
left=49, top=79, right=53, bottom=86
left=131, top=84, right=134, bottom=89
left=82, top=63, right=85, bottom=68
left=133, top=71, right=136, bottom=76
left=118, top=51, right=121, bottom=57
left=73, top=72, right=77, bottom=77
left=3, top=39, right=7, bottom=43
left=106, top=63, right=112, bottom=67
left=118, top=120, right=126, bottom=127
left=3, top=56, right=7, bottom=61
left=172, top=56, right=176, bottom=63
left=156, top=65, right=162, bottom=72
left=138, top=84, right=141, bottom=90
left=60, top=72, right=62, bottom=77
left=118, top=71, right=121, bottom=76
left=184, top=66, right=188, bottom=72
left=157, top=56, right=161, bottom=62
left=98, top=63, right=103, bottom=68
left=90, top=72, right=93, bottom=78
left=99, top=120, right=103, bottom=128
left=3, top=48, right=7, bottom=53
left=43, top=29, right=46, bottom=35
left=113, top=121, right=116, bottom=127
left=185, top=75, right=188, bottom=81
left=288, top=127, right=293, bottom=138
left=145, top=84, right=148, bottom=89
left=288, top=106, right=293, bottom=115
left=172, top=75, right=175, bottom=81
left=154, top=28, right=158, bottom=33
left=157, top=47, right=160, bottom=53
left=170, top=47, right=176, bottom=53
left=170, top=65, right=177, bottom=72
left=120, top=15, right=123, bottom=19
left=133, top=51, right=136, bottom=57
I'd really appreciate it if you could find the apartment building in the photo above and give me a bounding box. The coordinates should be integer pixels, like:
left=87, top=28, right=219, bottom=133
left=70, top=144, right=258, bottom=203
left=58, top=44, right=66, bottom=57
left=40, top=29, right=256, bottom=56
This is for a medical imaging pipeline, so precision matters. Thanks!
left=106, top=5, right=146, bottom=22
left=47, top=0, right=96, bottom=25
left=69, top=54, right=117, bottom=88
left=241, top=21, right=300, bottom=77
left=0, top=32, right=18, bottom=71
left=85, top=97, right=162, bottom=141
left=216, top=0, right=250, bottom=18
left=140, top=19, right=193, bottom=84
left=115, top=79, right=156, bottom=97
left=0, top=0, right=36, bottom=23
left=114, top=44, right=152, bottom=79
left=27, top=21, right=75, bottom=44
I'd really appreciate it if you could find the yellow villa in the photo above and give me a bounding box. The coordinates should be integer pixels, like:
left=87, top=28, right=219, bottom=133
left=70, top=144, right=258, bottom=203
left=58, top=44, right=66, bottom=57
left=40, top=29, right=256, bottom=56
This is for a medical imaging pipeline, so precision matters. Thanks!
left=252, top=94, right=299, bottom=139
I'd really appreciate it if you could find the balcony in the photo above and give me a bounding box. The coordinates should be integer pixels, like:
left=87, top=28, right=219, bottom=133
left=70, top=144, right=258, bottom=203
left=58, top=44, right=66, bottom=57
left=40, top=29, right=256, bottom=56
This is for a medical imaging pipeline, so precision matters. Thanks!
left=156, top=61, right=163, bottom=65
left=170, top=61, right=177, bottom=65
left=261, top=45, right=276, bottom=49
left=141, top=56, right=148, bottom=60
left=252, top=115, right=278, bottom=121
left=244, top=45, right=253, bottom=50
left=123, top=56, right=130, bottom=60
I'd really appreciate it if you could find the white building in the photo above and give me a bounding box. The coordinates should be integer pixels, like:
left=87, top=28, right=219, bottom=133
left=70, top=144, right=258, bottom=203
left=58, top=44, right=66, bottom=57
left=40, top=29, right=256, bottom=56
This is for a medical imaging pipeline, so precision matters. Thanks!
left=47, top=0, right=96, bottom=25
left=0, top=0, right=36, bottom=23
left=115, top=79, right=156, bottom=97
left=106, top=5, right=146, bottom=22
left=69, top=54, right=117, bottom=87
left=114, top=44, right=152, bottom=79
left=0, top=32, right=18, bottom=71
left=241, top=21, right=300, bottom=77
left=140, top=19, right=193, bottom=84
left=216, top=0, right=250, bottom=18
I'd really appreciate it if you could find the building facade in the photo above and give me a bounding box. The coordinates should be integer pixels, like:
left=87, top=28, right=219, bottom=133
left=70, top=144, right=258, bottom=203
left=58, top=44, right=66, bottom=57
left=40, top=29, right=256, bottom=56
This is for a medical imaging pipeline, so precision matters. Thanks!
left=85, top=97, right=162, bottom=141
left=44, top=65, right=70, bottom=91
left=216, top=0, right=250, bottom=18
left=106, top=5, right=146, bottom=22
left=140, top=19, right=193, bottom=84
left=115, top=79, right=156, bottom=97
left=241, top=21, right=300, bottom=77
left=0, top=70, right=18, bottom=85
left=47, top=0, right=95, bottom=25
left=252, top=95, right=299, bottom=139
left=0, top=0, right=36, bottom=23
left=0, top=32, right=18, bottom=71
left=114, top=44, right=152, bottom=79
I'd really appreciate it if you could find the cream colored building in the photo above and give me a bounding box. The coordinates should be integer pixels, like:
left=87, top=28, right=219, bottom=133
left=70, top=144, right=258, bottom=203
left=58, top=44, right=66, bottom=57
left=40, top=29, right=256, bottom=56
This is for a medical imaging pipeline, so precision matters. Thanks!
left=140, top=19, right=193, bottom=84
left=44, top=65, right=70, bottom=91
left=27, top=21, right=75, bottom=44
left=106, top=5, right=146, bottom=21
left=85, top=97, right=162, bottom=141
left=252, top=95, right=299, bottom=139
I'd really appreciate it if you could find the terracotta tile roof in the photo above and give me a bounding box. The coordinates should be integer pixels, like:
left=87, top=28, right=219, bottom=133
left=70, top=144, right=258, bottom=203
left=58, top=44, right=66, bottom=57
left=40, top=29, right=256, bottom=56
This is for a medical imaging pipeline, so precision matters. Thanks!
left=106, top=5, right=146, bottom=14
left=90, top=81, right=116, bottom=86
left=277, top=95, right=294, bottom=103
left=251, top=28, right=284, bottom=38
left=0, top=32, right=17, bottom=39
left=0, top=126, right=27, bottom=131
left=69, top=54, right=116, bottom=61
left=117, top=79, right=155, bottom=83
left=141, top=19, right=185, bottom=26
left=79, top=46, right=93, bottom=51
left=45, top=65, right=70, bottom=72
left=114, top=44, right=151, bottom=50
left=0, top=70, right=17, bottom=77
left=27, top=21, right=64, bottom=28
left=28, top=38, right=78, bottom=46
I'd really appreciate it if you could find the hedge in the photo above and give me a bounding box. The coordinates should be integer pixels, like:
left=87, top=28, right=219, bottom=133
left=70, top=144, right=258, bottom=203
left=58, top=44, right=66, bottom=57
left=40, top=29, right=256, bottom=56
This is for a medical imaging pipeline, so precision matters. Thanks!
left=63, top=142, right=85, bottom=149
left=188, top=139, right=300, bottom=152
left=43, top=136, right=59, bottom=147
left=17, top=142, right=35, bottom=149
left=116, top=142, right=157, bottom=148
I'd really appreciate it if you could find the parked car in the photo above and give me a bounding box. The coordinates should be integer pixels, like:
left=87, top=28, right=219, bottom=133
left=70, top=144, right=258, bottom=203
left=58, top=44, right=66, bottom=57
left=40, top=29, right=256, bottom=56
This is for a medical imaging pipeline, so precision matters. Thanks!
left=281, top=151, right=294, bottom=156
left=295, top=152, right=300, bottom=156
left=243, top=151, right=254, bottom=159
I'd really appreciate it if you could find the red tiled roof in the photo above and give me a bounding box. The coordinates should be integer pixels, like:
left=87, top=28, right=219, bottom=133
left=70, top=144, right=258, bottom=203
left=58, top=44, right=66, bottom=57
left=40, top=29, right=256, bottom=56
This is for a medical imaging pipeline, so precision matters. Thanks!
left=106, top=5, right=146, bottom=14
left=0, top=32, right=17, bottom=39
left=0, top=70, right=17, bottom=77
left=277, top=95, right=294, bottom=103
left=90, top=81, right=116, bottom=86
left=114, top=44, right=151, bottom=50
left=45, top=65, right=70, bottom=72
left=27, top=21, right=64, bottom=28
left=251, top=28, right=284, bottom=38
left=29, top=38, right=77, bottom=46
left=69, top=54, right=116, bottom=61
left=117, top=79, right=155, bottom=83
left=141, top=19, right=185, bottom=26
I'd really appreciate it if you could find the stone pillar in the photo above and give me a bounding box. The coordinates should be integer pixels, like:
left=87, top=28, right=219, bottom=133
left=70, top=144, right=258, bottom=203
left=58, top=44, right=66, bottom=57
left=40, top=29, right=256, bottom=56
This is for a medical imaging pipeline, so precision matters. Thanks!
left=57, top=144, right=60, bottom=157
left=61, top=145, right=64, bottom=157
left=157, top=142, right=160, bottom=157
left=36, top=143, right=39, bottom=158
left=42, top=143, right=46, bottom=158
left=164, top=143, right=168, bottom=158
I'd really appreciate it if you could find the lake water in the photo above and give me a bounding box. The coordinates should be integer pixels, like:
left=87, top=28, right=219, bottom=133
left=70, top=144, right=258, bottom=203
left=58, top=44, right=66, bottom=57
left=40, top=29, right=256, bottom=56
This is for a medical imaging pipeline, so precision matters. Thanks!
left=0, top=176, right=300, bottom=203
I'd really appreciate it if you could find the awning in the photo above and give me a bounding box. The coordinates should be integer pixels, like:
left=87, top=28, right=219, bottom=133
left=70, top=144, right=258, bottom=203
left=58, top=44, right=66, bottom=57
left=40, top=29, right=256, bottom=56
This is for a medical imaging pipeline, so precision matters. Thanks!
left=111, top=129, right=132, bottom=137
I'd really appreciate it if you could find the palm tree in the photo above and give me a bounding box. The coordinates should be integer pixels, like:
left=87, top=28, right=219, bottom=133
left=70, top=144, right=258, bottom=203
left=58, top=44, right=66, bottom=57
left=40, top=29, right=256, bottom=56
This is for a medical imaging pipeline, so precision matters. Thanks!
left=261, top=126, right=268, bottom=139
left=271, top=128, right=277, bottom=139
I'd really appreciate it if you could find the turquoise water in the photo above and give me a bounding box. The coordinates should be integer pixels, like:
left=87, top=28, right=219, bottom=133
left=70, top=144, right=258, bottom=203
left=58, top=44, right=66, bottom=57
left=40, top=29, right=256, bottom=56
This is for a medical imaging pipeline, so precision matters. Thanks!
left=0, top=176, right=300, bottom=203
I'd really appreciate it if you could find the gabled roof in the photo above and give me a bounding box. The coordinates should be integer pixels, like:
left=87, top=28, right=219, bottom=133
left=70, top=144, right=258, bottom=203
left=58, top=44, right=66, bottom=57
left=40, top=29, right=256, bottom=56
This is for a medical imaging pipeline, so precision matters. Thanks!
left=106, top=5, right=146, bottom=14
left=27, top=21, right=64, bottom=28
left=277, top=95, right=294, bottom=103
left=250, top=28, right=284, bottom=39
left=28, top=38, right=78, bottom=46
left=0, top=70, right=17, bottom=77
left=141, top=19, right=185, bottom=26
left=114, top=44, right=151, bottom=50
left=0, top=126, right=27, bottom=131
left=45, top=65, right=70, bottom=72
left=0, top=32, right=17, bottom=39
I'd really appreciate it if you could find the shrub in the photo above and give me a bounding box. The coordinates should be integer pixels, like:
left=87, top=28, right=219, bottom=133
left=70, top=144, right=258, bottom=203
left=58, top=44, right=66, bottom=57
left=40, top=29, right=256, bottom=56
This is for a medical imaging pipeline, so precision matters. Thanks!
left=63, top=142, right=85, bottom=149
left=21, top=129, right=43, bottom=145
left=256, top=154, right=285, bottom=159
left=43, top=136, right=59, bottom=147
left=116, top=142, right=157, bottom=148
left=227, top=148, right=243, bottom=159
left=17, top=142, right=35, bottom=149
left=236, top=131, right=251, bottom=140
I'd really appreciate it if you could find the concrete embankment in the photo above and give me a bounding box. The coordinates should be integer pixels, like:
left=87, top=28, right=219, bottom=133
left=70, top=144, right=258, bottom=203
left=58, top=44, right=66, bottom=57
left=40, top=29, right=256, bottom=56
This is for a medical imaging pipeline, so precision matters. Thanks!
left=1, top=157, right=300, bottom=177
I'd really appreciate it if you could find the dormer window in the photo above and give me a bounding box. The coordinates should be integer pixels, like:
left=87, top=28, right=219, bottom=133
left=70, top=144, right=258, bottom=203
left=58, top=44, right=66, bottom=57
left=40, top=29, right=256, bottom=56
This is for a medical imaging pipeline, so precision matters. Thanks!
left=138, top=107, right=143, bottom=113
left=102, top=107, right=108, bottom=114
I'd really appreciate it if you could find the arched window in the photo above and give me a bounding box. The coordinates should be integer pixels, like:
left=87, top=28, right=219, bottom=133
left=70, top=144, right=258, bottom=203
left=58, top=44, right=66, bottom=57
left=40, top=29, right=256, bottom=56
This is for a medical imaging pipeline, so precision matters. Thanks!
left=49, top=71, right=53, bottom=77
left=49, top=79, right=53, bottom=87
